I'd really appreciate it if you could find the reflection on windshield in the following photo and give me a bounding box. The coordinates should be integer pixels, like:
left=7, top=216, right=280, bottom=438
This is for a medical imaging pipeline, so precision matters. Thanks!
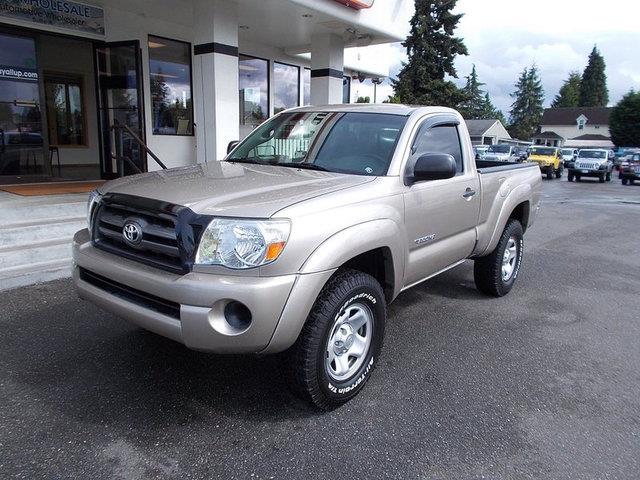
left=227, top=111, right=407, bottom=176
left=531, top=148, right=555, bottom=156
left=579, top=150, right=607, bottom=159
left=488, top=145, right=510, bottom=154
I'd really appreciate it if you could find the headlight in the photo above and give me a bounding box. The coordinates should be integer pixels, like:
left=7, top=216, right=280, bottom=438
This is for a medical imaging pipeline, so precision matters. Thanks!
left=195, top=218, right=291, bottom=269
left=87, top=190, right=101, bottom=229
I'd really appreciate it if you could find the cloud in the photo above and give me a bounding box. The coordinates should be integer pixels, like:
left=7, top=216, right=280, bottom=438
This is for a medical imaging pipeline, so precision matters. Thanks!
left=361, top=0, right=640, bottom=112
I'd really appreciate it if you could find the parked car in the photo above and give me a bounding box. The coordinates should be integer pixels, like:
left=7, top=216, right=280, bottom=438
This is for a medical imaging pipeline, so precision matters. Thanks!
left=473, top=145, right=489, bottom=159
left=620, top=153, right=640, bottom=185
left=560, top=148, right=579, bottom=169
left=72, top=105, right=542, bottom=410
left=568, top=149, right=614, bottom=183
left=617, top=149, right=640, bottom=177
left=483, top=144, right=521, bottom=162
left=528, top=146, right=564, bottom=179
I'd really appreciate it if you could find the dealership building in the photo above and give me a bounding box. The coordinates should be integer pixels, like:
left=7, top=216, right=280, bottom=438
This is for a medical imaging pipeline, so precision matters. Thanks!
left=0, top=0, right=408, bottom=185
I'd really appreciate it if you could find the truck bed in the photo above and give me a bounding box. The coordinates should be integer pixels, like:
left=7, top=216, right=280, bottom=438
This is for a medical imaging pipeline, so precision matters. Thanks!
left=475, top=159, right=538, bottom=174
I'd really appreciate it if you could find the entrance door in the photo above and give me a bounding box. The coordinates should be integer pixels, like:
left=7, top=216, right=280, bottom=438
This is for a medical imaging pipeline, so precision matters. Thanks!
left=94, top=41, right=146, bottom=178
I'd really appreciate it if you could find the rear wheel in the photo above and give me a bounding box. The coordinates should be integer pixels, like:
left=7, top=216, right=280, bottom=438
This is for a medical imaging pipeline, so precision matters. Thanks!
left=474, top=219, right=524, bottom=297
left=283, top=269, right=386, bottom=410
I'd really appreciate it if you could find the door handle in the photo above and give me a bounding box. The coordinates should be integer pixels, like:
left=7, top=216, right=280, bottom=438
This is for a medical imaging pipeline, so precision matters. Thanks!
left=462, top=187, right=476, bottom=198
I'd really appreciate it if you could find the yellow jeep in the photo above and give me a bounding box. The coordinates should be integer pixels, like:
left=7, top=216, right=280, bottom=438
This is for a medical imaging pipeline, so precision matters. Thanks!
left=528, top=146, right=564, bottom=180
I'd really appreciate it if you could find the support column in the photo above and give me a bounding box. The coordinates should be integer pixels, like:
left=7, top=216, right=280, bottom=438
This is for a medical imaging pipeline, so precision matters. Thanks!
left=193, top=0, right=239, bottom=163
left=310, top=33, right=344, bottom=105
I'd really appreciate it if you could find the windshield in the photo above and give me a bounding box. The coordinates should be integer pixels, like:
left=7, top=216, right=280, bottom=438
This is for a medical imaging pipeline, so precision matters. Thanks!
left=579, top=150, right=607, bottom=159
left=531, top=147, right=555, bottom=156
left=561, top=149, right=574, bottom=155
left=226, top=111, right=407, bottom=176
left=487, top=145, right=510, bottom=154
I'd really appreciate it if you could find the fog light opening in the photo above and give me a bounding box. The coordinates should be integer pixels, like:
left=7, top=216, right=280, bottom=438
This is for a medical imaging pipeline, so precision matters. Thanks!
left=224, top=301, right=252, bottom=331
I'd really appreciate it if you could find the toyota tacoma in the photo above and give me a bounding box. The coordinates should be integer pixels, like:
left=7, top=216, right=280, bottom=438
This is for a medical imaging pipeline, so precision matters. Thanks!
left=73, top=105, right=542, bottom=410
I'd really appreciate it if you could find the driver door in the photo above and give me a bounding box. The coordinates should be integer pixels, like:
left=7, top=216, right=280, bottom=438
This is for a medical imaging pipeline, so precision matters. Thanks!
left=403, top=115, right=481, bottom=286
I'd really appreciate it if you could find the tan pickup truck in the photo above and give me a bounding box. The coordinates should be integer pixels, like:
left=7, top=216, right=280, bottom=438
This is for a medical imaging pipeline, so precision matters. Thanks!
left=73, top=105, right=542, bottom=409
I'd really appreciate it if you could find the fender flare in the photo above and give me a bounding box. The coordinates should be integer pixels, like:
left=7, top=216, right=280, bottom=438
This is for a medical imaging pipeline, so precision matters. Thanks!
left=299, top=218, right=405, bottom=298
left=477, top=184, right=531, bottom=256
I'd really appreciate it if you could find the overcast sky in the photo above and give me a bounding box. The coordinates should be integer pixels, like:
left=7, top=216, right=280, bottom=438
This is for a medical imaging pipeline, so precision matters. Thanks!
left=351, top=0, right=640, bottom=114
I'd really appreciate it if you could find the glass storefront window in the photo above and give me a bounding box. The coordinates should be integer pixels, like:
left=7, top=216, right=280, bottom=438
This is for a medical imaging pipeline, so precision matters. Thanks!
left=0, top=32, right=43, bottom=176
left=273, top=62, right=299, bottom=114
left=303, top=68, right=311, bottom=105
left=44, top=76, right=85, bottom=146
left=239, top=55, right=268, bottom=126
left=148, top=35, right=193, bottom=135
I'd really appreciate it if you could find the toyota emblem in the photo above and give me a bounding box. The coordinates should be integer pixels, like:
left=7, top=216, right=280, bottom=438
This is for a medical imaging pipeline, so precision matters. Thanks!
left=122, top=222, right=143, bottom=245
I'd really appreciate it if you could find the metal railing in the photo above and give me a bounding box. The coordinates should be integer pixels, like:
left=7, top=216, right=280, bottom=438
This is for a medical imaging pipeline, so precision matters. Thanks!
left=110, top=124, right=167, bottom=175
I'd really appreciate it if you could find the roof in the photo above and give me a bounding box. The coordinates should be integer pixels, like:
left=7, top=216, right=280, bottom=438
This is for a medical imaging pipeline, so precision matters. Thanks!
left=541, top=107, right=612, bottom=126
left=287, top=104, right=457, bottom=116
left=571, top=134, right=611, bottom=141
left=464, top=119, right=498, bottom=136
left=532, top=131, right=564, bottom=140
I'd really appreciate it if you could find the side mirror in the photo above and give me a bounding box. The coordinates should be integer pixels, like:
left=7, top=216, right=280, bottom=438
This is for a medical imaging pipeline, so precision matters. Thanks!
left=227, top=140, right=239, bottom=154
left=411, top=153, right=457, bottom=183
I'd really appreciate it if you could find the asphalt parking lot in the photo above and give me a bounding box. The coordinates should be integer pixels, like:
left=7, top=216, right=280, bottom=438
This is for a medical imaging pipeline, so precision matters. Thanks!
left=1, top=177, right=639, bottom=479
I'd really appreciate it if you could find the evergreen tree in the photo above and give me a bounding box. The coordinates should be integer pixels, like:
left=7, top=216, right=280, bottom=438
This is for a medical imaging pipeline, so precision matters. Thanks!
left=508, top=65, right=545, bottom=140
left=459, top=64, right=485, bottom=118
left=392, top=0, right=468, bottom=108
left=552, top=72, right=581, bottom=108
left=579, top=46, right=609, bottom=107
left=609, top=90, right=640, bottom=147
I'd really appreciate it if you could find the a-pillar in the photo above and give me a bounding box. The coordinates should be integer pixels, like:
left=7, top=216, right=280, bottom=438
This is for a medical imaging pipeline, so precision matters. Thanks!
left=310, top=33, right=345, bottom=105
left=193, top=0, right=239, bottom=162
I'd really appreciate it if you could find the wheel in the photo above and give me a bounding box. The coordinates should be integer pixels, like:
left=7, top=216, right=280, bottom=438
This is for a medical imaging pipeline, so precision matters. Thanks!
left=576, top=175, right=581, bottom=182
left=606, top=171, right=612, bottom=181
left=474, top=219, right=524, bottom=297
left=283, top=269, right=386, bottom=410
left=631, top=179, right=636, bottom=185
left=622, top=178, right=628, bottom=185
left=556, top=167, right=563, bottom=179
left=568, top=172, right=574, bottom=182
left=599, top=173, right=605, bottom=183
left=546, top=168, right=554, bottom=180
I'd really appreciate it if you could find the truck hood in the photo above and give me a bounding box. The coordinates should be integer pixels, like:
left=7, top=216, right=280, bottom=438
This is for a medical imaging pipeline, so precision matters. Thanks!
left=529, top=155, right=555, bottom=163
left=98, top=162, right=376, bottom=217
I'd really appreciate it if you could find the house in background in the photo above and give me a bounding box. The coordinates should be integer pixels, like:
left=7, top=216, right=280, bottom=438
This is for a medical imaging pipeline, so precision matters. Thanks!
left=465, top=119, right=511, bottom=146
left=532, top=107, right=614, bottom=149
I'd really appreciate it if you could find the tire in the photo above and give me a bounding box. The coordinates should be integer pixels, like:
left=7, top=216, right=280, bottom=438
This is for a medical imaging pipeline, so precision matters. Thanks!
left=283, top=269, right=386, bottom=410
left=474, top=219, right=524, bottom=297
left=599, top=173, right=605, bottom=183
left=606, top=171, right=612, bottom=182
left=556, top=167, right=563, bottom=179
left=622, top=178, right=628, bottom=185
left=568, top=172, right=574, bottom=182
left=546, top=168, right=554, bottom=180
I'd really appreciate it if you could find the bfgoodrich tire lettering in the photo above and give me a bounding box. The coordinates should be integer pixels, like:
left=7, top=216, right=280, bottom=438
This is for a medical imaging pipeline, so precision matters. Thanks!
left=283, top=269, right=386, bottom=410
left=474, top=219, right=524, bottom=297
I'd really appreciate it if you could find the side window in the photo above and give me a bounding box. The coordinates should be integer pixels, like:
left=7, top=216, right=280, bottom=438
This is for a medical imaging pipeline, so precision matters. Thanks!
left=411, top=123, right=464, bottom=175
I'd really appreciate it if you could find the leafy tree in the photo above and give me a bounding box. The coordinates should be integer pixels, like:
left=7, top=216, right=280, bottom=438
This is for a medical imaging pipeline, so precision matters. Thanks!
left=552, top=72, right=581, bottom=108
left=392, top=0, right=468, bottom=107
left=579, top=46, right=609, bottom=107
left=508, top=65, right=545, bottom=140
left=356, top=96, right=371, bottom=103
left=609, top=90, right=640, bottom=147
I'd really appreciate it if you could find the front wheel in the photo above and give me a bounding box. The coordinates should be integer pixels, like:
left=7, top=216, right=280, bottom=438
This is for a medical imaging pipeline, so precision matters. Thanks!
left=599, top=173, right=606, bottom=183
left=622, top=178, right=629, bottom=185
left=283, top=269, right=386, bottom=410
left=568, top=172, right=574, bottom=182
left=606, top=171, right=612, bottom=182
left=556, top=166, right=564, bottom=179
left=546, top=168, right=554, bottom=180
left=474, top=219, right=524, bottom=297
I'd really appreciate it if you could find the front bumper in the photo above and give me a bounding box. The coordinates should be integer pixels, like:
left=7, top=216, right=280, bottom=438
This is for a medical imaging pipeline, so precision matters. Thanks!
left=620, top=170, right=640, bottom=180
left=72, top=229, right=335, bottom=354
left=569, top=168, right=606, bottom=178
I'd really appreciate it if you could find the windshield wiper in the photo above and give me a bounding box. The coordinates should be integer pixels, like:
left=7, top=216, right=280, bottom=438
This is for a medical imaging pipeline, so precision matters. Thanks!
left=281, top=162, right=329, bottom=172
